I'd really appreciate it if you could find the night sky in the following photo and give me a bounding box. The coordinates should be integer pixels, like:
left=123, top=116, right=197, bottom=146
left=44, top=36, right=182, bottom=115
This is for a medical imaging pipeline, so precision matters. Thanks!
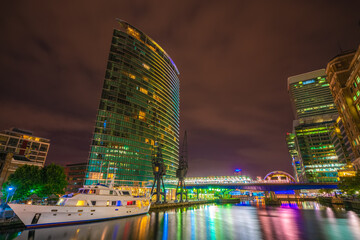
left=1, top=1, right=360, bottom=178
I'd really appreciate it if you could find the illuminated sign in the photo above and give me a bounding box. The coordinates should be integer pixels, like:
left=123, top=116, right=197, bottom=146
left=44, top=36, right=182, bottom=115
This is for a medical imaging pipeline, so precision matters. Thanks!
left=303, top=79, right=315, bottom=85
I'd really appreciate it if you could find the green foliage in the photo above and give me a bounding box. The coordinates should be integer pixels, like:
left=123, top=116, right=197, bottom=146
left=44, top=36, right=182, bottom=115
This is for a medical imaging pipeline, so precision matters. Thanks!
left=1, top=163, right=68, bottom=201
left=41, top=163, right=67, bottom=197
left=338, top=171, right=360, bottom=195
left=319, top=188, right=333, bottom=194
left=1, top=165, right=42, bottom=200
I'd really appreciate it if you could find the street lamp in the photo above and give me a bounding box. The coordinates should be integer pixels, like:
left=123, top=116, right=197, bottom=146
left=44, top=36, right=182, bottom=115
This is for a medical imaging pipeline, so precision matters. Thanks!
left=5, top=187, right=16, bottom=204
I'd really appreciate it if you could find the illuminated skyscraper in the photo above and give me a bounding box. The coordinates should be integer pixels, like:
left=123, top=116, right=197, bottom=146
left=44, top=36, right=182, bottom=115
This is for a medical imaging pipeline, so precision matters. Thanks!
left=85, top=20, right=180, bottom=186
left=288, top=69, right=337, bottom=119
left=285, top=133, right=301, bottom=182
left=287, top=70, right=345, bottom=182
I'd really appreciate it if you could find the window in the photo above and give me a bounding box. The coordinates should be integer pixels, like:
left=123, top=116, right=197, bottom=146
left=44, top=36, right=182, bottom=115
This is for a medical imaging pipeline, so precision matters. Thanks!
left=122, top=191, right=130, bottom=196
left=112, top=201, right=116, bottom=206
left=39, top=144, right=48, bottom=152
left=8, top=138, right=18, bottom=147
left=91, top=201, right=96, bottom=206
left=116, top=201, right=122, bottom=206
left=76, top=200, right=86, bottom=206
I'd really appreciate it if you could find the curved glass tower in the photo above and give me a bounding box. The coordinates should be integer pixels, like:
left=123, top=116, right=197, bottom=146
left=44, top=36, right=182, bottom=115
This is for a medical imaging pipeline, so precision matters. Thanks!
left=85, top=19, right=180, bottom=186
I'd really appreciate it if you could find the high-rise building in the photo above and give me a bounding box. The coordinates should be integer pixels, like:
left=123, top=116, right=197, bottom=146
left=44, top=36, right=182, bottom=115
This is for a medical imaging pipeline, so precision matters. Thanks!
left=286, top=133, right=301, bottom=182
left=288, top=69, right=338, bottom=119
left=293, top=116, right=344, bottom=182
left=85, top=20, right=180, bottom=186
left=287, top=70, right=346, bottom=182
left=326, top=45, right=360, bottom=169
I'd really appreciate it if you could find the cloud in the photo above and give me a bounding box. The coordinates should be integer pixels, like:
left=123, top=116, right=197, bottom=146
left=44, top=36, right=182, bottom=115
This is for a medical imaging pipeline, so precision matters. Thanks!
left=0, top=0, right=360, bottom=177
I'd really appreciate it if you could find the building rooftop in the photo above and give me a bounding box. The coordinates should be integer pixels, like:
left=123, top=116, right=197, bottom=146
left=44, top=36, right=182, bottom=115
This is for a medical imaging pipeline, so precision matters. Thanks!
left=1, top=128, right=50, bottom=143
left=116, top=19, right=180, bottom=75
left=287, top=69, right=326, bottom=86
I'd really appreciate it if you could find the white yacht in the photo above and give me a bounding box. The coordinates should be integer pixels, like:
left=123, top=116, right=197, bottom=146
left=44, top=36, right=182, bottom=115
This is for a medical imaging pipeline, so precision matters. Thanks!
left=9, top=183, right=150, bottom=228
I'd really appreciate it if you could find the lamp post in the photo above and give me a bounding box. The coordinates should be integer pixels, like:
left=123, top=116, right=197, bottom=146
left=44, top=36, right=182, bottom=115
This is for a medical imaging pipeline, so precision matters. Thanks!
left=5, top=187, right=16, bottom=205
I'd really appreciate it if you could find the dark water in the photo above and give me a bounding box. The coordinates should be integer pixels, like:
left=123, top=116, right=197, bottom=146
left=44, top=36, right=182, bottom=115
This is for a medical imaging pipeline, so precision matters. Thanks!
left=2, top=202, right=360, bottom=240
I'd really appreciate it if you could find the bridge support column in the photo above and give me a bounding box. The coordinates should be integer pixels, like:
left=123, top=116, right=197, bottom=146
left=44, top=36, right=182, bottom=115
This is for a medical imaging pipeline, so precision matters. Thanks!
left=271, top=191, right=277, bottom=200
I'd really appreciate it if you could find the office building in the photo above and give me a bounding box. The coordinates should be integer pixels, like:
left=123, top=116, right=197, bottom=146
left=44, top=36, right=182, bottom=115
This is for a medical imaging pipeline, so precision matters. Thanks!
left=65, top=162, right=87, bottom=193
left=286, top=133, right=301, bottom=182
left=326, top=45, right=360, bottom=169
left=293, top=116, right=344, bottom=182
left=85, top=20, right=180, bottom=186
left=287, top=70, right=346, bottom=182
left=288, top=69, right=338, bottom=119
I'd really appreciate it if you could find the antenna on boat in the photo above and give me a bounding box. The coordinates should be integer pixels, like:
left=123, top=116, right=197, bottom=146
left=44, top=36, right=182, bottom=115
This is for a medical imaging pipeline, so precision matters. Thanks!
left=109, top=177, right=115, bottom=188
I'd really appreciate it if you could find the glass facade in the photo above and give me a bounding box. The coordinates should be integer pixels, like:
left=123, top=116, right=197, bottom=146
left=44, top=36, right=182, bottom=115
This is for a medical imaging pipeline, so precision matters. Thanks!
left=288, top=70, right=337, bottom=119
left=287, top=69, right=345, bottom=183
left=85, top=20, right=180, bottom=186
left=295, top=121, right=345, bottom=182
left=286, top=133, right=301, bottom=182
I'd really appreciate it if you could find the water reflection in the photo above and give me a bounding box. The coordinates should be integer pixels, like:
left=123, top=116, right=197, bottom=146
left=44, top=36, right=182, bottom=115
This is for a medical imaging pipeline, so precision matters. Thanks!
left=4, top=202, right=360, bottom=240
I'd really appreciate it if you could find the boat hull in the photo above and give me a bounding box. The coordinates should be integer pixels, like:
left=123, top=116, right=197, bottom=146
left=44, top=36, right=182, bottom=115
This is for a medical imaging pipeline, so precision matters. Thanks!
left=9, top=203, right=150, bottom=228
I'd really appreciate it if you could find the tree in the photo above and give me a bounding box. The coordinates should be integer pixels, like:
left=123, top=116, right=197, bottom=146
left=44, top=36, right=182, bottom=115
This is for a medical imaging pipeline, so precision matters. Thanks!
left=40, top=163, right=67, bottom=197
left=338, top=171, right=360, bottom=195
left=1, top=163, right=68, bottom=201
left=1, top=165, right=42, bottom=200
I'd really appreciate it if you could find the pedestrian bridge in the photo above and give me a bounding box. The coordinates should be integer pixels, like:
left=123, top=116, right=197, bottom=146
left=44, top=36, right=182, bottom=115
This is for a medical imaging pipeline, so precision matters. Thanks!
left=164, top=172, right=338, bottom=191
left=184, top=182, right=338, bottom=191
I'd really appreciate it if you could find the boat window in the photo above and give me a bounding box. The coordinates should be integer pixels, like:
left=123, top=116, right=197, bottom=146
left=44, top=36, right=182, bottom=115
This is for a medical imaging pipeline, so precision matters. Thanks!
left=107, top=200, right=110, bottom=206
left=112, top=201, right=116, bottom=206
left=79, top=189, right=84, bottom=194
left=31, top=213, right=41, bottom=224
left=91, top=201, right=96, bottom=206
left=76, top=200, right=86, bottom=206
left=122, top=191, right=130, bottom=196
left=116, top=201, right=122, bottom=206
left=110, top=190, right=113, bottom=195
left=56, top=198, right=66, bottom=206
left=84, top=189, right=89, bottom=194
left=127, top=201, right=133, bottom=205
left=89, top=189, right=95, bottom=194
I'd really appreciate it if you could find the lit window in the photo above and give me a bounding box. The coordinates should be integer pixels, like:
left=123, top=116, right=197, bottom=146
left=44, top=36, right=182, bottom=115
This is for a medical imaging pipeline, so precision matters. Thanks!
left=76, top=200, right=86, bottom=206
left=142, top=63, right=150, bottom=70
left=139, top=87, right=148, bottom=94
left=354, top=96, right=357, bottom=101
left=126, top=27, right=140, bottom=40
left=139, top=111, right=146, bottom=120
left=357, top=91, right=360, bottom=97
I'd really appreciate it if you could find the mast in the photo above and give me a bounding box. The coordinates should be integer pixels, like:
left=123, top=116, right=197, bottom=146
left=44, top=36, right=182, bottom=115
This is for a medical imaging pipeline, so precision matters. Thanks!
left=175, top=131, right=188, bottom=202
